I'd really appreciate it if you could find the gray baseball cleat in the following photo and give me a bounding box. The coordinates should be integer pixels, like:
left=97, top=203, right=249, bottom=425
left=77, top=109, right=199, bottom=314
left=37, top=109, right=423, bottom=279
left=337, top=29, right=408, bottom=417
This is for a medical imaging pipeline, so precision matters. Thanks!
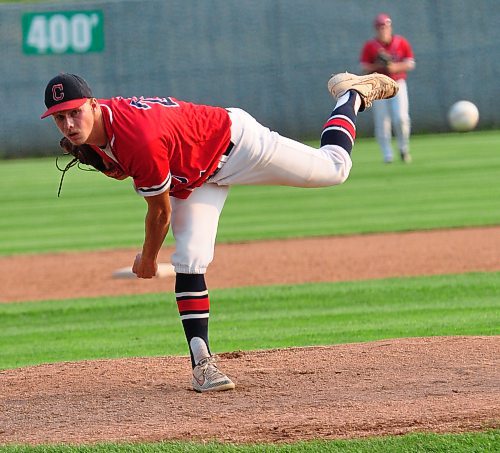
left=192, top=356, right=235, bottom=393
left=328, top=72, right=399, bottom=111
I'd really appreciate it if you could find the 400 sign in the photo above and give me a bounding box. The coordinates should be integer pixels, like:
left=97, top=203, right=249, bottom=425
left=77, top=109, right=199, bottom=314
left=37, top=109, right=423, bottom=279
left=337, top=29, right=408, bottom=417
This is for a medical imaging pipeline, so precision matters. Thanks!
left=22, top=11, right=104, bottom=55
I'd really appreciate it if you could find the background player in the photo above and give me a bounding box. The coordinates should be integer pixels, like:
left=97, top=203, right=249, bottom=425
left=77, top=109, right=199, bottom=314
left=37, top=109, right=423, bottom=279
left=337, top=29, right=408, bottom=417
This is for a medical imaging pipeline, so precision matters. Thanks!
left=360, top=13, right=415, bottom=163
left=41, top=71, right=398, bottom=392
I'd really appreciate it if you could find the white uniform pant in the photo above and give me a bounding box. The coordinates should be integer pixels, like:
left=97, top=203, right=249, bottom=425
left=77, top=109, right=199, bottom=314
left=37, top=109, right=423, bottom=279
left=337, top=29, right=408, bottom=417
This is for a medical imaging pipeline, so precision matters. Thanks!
left=372, top=79, right=411, bottom=161
left=170, top=108, right=352, bottom=274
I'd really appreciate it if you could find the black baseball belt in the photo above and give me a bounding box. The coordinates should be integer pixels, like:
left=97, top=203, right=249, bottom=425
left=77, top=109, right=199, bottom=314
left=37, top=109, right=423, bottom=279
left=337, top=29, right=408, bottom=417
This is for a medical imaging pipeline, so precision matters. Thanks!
left=210, top=141, right=235, bottom=178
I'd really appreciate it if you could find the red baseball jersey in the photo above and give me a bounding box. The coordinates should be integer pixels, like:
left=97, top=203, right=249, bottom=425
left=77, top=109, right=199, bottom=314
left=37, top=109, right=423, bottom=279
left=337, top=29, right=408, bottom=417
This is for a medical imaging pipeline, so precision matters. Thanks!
left=360, top=35, right=414, bottom=81
left=93, top=96, right=232, bottom=199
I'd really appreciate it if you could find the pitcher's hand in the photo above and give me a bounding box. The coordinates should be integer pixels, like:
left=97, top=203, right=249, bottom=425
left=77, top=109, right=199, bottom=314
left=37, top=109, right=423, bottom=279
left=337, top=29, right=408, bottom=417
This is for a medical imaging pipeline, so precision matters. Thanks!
left=132, top=253, right=158, bottom=279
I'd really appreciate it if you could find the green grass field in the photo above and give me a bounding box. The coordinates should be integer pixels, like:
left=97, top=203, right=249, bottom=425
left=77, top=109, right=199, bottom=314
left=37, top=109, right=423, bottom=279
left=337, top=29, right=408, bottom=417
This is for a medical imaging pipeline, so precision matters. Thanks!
left=1, top=272, right=499, bottom=370
left=1, top=131, right=499, bottom=255
left=1, top=131, right=499, bottom=452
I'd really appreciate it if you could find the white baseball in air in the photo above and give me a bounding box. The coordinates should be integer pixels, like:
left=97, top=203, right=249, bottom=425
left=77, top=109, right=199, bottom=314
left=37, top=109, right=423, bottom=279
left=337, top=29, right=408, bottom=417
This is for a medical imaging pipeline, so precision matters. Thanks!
left=447, top=100, right=479, bottom=132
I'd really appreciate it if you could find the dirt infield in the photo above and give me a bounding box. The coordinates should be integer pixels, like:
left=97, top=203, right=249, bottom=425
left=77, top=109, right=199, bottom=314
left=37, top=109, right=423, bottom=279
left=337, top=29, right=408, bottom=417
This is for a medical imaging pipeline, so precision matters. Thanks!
left=1, top=226, right=500, bottom=303
left=0, top=226, right=499, bottom=445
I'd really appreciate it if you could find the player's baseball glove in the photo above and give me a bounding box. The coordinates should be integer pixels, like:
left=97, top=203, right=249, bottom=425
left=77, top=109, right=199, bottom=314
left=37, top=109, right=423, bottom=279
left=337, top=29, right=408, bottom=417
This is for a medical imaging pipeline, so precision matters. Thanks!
left=59, top=137, right=108, bottom=172
left=375, top=51, right=393, bottom=68
left=56, top=137, right=127, bottom=196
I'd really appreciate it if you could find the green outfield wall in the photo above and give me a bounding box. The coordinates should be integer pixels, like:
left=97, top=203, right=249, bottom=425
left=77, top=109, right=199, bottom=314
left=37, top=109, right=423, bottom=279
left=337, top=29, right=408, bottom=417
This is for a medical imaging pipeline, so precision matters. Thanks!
left=1, top=0, right=499, bottom=156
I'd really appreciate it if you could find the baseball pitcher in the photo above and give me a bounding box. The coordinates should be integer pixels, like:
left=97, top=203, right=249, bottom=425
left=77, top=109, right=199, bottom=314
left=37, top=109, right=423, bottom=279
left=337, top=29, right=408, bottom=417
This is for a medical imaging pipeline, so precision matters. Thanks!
left=41, top=71, right=398, bottom=392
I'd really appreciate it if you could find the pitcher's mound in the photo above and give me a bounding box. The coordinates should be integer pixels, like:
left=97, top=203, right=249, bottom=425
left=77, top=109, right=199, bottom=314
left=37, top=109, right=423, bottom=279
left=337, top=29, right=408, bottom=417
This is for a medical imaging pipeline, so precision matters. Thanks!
left=0, top=336, right=498, bottom=445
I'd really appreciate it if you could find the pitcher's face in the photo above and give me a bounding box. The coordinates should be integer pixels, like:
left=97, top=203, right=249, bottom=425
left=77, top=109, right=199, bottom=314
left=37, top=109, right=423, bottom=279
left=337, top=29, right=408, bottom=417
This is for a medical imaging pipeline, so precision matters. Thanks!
left=53, top=99, right=96, bottom=145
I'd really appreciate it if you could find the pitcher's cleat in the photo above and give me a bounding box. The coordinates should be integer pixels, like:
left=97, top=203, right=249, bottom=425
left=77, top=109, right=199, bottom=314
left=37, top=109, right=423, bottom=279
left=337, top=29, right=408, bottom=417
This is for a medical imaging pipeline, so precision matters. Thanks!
left=328, top=72, right=399, bottom=111
left=192, top=356, right=235, bottom=393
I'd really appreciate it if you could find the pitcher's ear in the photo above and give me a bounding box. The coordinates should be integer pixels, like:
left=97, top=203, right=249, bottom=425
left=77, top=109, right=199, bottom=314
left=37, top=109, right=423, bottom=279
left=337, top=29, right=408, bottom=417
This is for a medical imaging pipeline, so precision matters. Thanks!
left=90, top=98, right=99, bottom=110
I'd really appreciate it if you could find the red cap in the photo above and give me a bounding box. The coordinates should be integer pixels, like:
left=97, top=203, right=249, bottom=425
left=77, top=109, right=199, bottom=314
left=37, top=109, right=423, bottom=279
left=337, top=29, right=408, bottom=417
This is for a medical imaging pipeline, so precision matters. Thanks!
left=374, top=13, right=392, bottom=27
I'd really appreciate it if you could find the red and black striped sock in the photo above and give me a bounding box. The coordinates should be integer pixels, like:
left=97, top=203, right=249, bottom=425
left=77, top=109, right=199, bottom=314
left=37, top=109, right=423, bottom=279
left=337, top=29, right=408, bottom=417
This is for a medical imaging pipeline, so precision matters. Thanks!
left=321, top=90, right=360, bottom=154
left=175, top=273, right=210, bottom=368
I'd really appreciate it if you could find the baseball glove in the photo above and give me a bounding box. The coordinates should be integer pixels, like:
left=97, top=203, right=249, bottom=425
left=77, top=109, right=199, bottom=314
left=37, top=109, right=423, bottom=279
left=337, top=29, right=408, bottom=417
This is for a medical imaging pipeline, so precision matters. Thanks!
left=56, top=137, right=127, bottom=196
left=59, top=137, right=107, bottom=172
left=375, top=51, right=393, bottom=68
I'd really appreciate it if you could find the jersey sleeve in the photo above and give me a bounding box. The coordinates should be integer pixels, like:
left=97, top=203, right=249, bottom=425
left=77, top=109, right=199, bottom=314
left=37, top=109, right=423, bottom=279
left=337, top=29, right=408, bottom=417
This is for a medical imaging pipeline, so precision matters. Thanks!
left=130, top=141, right=172, bottom=197
left=399, top=36, right=415, bottom=60
left=360, top=41, right=375, bottom=64
left=134, top=173, right=171, bottom=197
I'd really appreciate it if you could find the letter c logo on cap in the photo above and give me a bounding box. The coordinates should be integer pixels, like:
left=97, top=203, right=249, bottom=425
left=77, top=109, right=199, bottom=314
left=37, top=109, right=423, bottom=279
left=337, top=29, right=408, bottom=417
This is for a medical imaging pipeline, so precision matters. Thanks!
left=52, top=84, right=64, bottom=101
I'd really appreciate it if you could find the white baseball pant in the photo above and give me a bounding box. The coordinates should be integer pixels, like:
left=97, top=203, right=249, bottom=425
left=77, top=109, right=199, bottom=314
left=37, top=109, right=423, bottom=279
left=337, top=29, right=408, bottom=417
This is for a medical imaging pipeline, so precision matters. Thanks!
left=372, top=79, right=411, bottom=162
left=170, top=107, right=352, bottom=274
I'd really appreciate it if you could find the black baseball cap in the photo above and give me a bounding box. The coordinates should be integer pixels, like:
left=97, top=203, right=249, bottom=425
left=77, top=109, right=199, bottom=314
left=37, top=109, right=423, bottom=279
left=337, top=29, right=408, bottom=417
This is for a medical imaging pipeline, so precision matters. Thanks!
left=41, top=73, right=93, bottom=119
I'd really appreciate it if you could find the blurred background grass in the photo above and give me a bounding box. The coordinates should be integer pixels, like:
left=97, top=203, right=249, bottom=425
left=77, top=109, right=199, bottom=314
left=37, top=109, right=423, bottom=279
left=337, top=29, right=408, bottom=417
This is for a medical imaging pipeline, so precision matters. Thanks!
left=1, top=130, right=499, bottom=255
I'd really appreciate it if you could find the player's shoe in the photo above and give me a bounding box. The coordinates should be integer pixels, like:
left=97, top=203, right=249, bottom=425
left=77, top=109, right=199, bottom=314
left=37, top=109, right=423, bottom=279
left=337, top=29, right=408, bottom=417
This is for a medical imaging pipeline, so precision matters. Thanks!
left=400, top=151, right=412, bottom=163
left=192, top=356, right=235, bottom=393
left=328, top=72, right=399, bottom=111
